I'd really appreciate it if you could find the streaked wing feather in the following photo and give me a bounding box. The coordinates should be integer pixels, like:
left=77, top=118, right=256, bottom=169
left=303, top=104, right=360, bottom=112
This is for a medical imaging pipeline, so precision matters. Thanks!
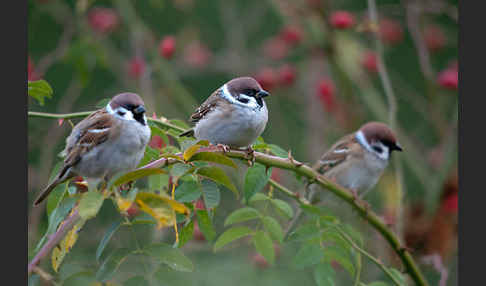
left=314, top=133, right=360, bottom=174
left=189, top=89, right=222, bottom=123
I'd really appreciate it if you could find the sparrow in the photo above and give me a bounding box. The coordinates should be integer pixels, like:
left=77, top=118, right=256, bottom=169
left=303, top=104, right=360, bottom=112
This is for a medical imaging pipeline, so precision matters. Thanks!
left=313, top=122, right=403, bottom=198
left=33, top=92, right=151, bottom=206
left=179, top=77, right=270, bottom=152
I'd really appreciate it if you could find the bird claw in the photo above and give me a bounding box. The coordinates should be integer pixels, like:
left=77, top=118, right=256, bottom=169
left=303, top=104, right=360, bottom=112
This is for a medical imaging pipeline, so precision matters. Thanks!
left=245, top=146, right=255, bottom=166
left=216, top=144, right=230, bottom=154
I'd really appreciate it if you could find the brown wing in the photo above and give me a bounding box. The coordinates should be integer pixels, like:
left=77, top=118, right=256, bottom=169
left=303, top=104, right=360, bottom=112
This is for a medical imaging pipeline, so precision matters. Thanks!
left=313, top=133, right=361, bottom=174
left=62, top=109, right=117, bottom=169
left=189, top=89, right=223, bottom=123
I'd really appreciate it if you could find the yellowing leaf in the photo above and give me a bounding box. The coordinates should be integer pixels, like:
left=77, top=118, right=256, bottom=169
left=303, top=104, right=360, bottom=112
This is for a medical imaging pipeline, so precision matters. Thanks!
left=183, top=144, right=202, bottom=161
left=135, top=192, right=190, bottom=229
left=51, top=220, right=86, bottom=272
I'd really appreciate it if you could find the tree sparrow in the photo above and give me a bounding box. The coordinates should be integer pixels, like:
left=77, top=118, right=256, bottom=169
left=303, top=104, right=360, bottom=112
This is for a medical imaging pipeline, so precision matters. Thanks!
left=179, top=77, right=270, bottom=151
left=34, top=93, right=151, bottom=206
left=313, top=122, right=403, bottom=198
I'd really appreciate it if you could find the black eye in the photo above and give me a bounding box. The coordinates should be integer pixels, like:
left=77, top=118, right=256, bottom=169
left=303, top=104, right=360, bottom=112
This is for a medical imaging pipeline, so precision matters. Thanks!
left=237, top=97, right=249, bottom=104
left=246, top=89, right=256, bottom=96
left=372, top=146, right=383, bottom=153
left=117, top=111, right=126, bottom=116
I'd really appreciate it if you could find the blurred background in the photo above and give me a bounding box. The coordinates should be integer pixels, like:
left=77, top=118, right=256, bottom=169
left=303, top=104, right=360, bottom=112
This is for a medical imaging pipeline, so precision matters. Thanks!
left=28, top=0, right=458, bottom=285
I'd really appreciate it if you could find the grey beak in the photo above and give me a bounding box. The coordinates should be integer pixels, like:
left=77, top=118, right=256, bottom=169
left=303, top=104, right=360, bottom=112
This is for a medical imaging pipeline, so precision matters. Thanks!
left=257, top=90, right=270, bottom=98
left=134, top=105, right=146, bottom=114
left=393, top=142, right=403, bottom=152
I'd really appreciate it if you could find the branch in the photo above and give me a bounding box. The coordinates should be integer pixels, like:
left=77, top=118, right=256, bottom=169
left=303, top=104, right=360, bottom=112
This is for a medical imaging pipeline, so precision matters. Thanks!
left=28, top=208, right=81, bottom=275
left=28, top=111, right=429, bottom=286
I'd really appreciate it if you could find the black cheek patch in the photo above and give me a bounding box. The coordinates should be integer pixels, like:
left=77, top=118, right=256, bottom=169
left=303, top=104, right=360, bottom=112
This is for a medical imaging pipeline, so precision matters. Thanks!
left=133, top=113, right=146, bottom=125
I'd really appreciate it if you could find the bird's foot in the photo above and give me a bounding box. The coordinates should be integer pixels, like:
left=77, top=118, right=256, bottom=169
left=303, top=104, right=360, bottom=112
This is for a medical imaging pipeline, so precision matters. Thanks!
left=245, top=146, right=256, bottom=166
left=216, top=143, right=230, bottom=154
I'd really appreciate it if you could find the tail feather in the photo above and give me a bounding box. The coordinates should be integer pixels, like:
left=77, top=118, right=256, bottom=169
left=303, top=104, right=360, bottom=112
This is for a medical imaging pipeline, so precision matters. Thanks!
left=34, top=170, right=75, bottom=206
left=179, top=129, right=195, bottom=137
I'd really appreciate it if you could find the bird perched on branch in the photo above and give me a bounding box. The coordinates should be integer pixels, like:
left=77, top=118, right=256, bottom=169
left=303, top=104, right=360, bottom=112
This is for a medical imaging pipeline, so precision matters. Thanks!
left=179, top=77, right=270, bottom=155
left=313, top=122, right=403, bottom=199
left=34, top=93, right=151, bottom=206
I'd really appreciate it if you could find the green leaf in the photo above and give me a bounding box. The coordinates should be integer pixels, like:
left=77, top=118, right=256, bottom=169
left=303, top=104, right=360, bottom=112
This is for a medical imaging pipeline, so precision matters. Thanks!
left=388, top=268, right=406, bottom=285
left=96, top=219, right=123, bottom=262
left=183, top=144, right=203, bottom=161
left=262, top=216, right=284, bottom=242
left=368, top=282, right=390, bottom=286
left=314, top=263, right=336, bottom=286
left=96, top=248, right=132, bottom=282
left=323, top=245, right=355, bottom=276
left=124, top=276, right=150, bottom=286
left=175, top=180, right=201, bottom=202
left=144, top=243, right=194, bottom=272
left=287, top=223, right=321, bottom=242
left=170, top=163, right=193, bottom=179
left=340, top=224, right=364, bottom=247
left=78, top=191, right=105, bottom=220
left=248, top=193, right=269, bottom=203
left=271, top=199, right=294, bottom=219
left=189, top=152, right=237, bottom=168
left=169, top=119, right=190, bottom=130
left=196, top=166, right=238, bottom=198
left=224, top=207, right=261, bottom=226
left=244, top=163, right=270, bottom=203
left=195, top=209, right=216, bottom=241
left=253, top=231, right=275, bottom=265
left=214, top=226, right=253, bottom=251
left=62, top=271, right=96, bottom=286
left=201, top=180, right=220, bottom=209
left=95, top=98, right=111, bottom=108
left=293, top=243, right=324, bottom=269
left=177, top=220, right=194, bottom=248
left=28, top=80, right=53, bottom=105
left=148, top=172, right=169, bottom=192
left=268, top=144, right=287, bottom=158
left=112, top=168, right=166, bottom=187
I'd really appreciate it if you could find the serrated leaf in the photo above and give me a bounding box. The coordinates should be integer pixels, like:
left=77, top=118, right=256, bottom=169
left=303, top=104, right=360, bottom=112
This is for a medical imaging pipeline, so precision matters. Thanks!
left=196, top=166, right=238, bottom=198
left=136, top=192, right=190, bottom=229
left=271, top=199, right=294, bottom=219
left=183, top=144, right=203, bottom=161
left=293, top=243, right=324, bottom=269
left=177, top=220, right=194, bottom=248
left=144, top=243, right=194, bottom=272
left=96, top=219, right=123, bottom=262
left=262, top=216, right=284, bottom=242
left=388, top=268, right=406, bottom=285
left=287, top=223, right=321, bottom=242
left=249, top=193, right=269, bottom=203
left=124, top=276, right=150, bottom=286
left=214, top=226, right=253, bottom=251
left=196, top=209, right=216, bottom=241
left=201, top=180, right=220, bottom=209
left=78, top=191, right=105, bottom=220
left=112, top=168, right=166, bottom=187
left=189, top=152, right=237, bottom=168
left=175, top=180, right=201, bottom=202
left=314, top=263, right=336, bottom=286
left=224, top=207, right=261, bottom=226
left=323, top=245, right=355, bottom=276
left=268, top=144, right=287, bottom=158
left=170, top=163, right=193, bottom=179
left=96, top=248, right=132, bottom=282
left=253, top=231, right=275, bottom=265
left=28, top=80, right=53, bottom=105
left=244, top=163, right=270, bottom=203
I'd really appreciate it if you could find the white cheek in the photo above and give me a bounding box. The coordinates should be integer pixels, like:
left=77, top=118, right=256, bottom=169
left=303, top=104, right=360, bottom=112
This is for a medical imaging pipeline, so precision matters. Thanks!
left=238, top=94, right=259, bottom=109
left=107, top=104, right=135, bottom=121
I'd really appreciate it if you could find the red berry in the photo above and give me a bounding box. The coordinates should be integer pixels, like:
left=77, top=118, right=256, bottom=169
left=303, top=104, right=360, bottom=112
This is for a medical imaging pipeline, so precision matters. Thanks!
left=194, top=199, right=206, bottom=210
left=424, top=25, right=446, bottom=52
left=88, top=7, right=119, bottom=34
left=362, top=51, right=378, bottom=73
left=28, top=57, right=41, bottom=81
left=252, top=253, right=269, bottom=269
left=330, top=11, right=355, bottom=29
left=159, top=36, right=176, bottom=59
left=193, top=221, right=205, bottom=241
left=437, top=69, right=458, bottom=90
left=262, top=37, right=289, bottom=60
left=442, top=194, right=458, bottom=213
left=183, top=41, right=211, bottom=68
left=316, top=78, right=336, bottom=112
left=127, top=57, right=145, bottom=79
left=280, top=26, right=302, bottom=46
left=379, top=18, right=403, bottom=45
left=255, top=68, right=277, bottom=91
left=126, top=204, right=140, bottom=218
left=277, top=64, right=296, bottom=86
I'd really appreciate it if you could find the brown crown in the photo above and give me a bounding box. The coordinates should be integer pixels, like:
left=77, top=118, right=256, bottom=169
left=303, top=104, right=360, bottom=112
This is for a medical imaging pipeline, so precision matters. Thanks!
left=359, top=121, right=398, bottom=146
left=226, top=77, right=263, bottom=96
left=109, top=92, right=145, bottom=109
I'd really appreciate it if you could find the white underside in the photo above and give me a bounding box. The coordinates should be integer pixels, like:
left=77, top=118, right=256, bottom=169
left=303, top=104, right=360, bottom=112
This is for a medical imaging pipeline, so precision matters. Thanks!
left=194, top=101, right=268, bottom=148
